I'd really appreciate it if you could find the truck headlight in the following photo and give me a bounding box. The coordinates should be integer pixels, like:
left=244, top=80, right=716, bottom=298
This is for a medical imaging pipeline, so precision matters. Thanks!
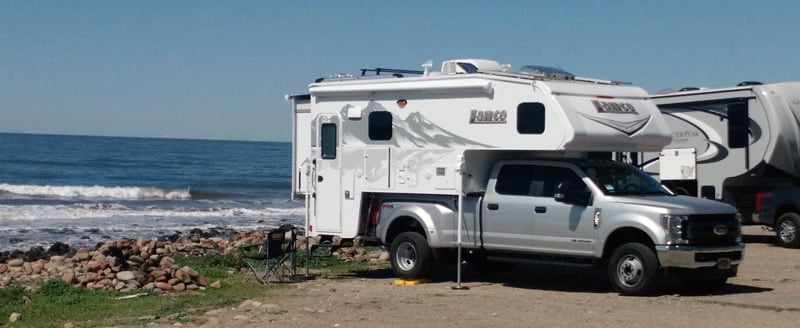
left=735, top=212, right=743, bottom=243
left=661, top=214, right=689, bottom=245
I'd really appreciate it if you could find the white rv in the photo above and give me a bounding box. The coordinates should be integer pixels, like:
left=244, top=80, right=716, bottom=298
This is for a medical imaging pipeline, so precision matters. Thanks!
left=289, top=59, right=743, bottom=295
left=644, top=82, right=800, bottom=247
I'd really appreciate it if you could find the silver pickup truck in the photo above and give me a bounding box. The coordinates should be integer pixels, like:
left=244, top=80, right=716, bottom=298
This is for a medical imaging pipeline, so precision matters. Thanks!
left=374, top=159, right=744, bottom=296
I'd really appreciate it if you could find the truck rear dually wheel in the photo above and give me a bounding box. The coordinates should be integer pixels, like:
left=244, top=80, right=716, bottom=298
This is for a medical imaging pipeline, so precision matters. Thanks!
left=389, top=231, right=433, bottom=279
left=608, top=243, right=660, bottom=296
left=776, top=212, right=800, bottom=248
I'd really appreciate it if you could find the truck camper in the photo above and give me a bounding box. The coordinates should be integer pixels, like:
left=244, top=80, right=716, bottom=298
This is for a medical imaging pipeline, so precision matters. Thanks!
left=642, top=82, right=800, bottom=248
left=288, top=59, right=744, bottom=295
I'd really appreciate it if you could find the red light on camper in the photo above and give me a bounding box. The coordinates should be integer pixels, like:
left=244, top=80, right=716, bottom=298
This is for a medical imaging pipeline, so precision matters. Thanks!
left=309, top=225, right=313, bottom=232
left=595, top=95, right=615, bottom=99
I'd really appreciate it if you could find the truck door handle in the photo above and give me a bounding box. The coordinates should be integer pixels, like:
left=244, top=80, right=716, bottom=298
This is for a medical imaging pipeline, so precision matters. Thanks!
left=317, top=175, right=324, bottom=182
left=534, top=206, right=546, bottom=213
left=487, top=203, right=499, bottom=210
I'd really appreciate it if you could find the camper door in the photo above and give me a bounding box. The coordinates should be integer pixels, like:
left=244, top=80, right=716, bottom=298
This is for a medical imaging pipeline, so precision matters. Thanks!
left=312, top=115, right=343, bottom=234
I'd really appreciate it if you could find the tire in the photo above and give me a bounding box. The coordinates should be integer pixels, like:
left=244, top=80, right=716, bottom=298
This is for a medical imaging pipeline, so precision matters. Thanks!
left=389, top=231, right=433, bottom=279
left=775, top=212, right=800, bottom=248
left=608, top=243, right=660, bottom=296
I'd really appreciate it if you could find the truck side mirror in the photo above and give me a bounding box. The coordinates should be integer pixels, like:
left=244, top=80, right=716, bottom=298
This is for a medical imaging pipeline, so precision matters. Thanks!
left=554, top=182, right=590, bottom=206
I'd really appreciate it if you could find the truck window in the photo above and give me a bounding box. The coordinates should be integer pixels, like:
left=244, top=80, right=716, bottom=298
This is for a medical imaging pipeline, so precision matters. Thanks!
left=517, top=103, right=545, bottom=134
left=321, top=123, right=337, bottom=159
left=495, top=164, right=586, bottom=197
left=579, top=162, right=669, bottom=196
left=368, top=111, right=392, bottom=141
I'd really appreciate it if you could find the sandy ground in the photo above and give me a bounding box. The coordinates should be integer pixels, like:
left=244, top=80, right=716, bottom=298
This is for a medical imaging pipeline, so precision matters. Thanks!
left=140, top=226, right=800, bottom=328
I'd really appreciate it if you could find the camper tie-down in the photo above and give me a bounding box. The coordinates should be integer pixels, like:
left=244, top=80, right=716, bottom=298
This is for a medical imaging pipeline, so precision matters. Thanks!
left=288, top=59, right=744, bottom=296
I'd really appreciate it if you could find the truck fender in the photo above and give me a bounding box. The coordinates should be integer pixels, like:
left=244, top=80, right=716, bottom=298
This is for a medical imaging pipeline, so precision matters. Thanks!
left=599, top=218, right=665, bottom=259
left=378, top=202, right=454, bottom=247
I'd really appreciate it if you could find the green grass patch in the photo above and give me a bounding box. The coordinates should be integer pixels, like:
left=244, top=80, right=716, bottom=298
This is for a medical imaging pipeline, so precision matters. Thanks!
left=0, top=250, right=388, bottom=327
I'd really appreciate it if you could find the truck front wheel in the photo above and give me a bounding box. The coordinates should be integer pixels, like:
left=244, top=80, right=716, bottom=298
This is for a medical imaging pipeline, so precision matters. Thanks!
left=389, top=231, right=433, bottom=279
left=776, top=212, right=800, bottom=248
left=608, top=243, right=660, bottom=296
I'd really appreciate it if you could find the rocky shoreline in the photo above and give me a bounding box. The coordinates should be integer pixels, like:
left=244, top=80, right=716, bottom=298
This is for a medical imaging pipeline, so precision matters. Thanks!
left=0, top=229, right=385, bottom=292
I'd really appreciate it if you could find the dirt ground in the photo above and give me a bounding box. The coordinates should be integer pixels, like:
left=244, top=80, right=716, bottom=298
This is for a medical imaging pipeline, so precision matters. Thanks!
left=141, top=226, right=800, bottom=328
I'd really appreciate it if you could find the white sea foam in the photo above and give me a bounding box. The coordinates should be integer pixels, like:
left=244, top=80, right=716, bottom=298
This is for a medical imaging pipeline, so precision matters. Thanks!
left=0, top=183, right=191, bottom=200
left=0, top=204, right=304, bottom=221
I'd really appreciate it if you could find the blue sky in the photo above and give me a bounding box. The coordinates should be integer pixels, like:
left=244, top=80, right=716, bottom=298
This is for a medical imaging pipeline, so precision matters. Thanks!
left=1, top=1, right=798, bottom=142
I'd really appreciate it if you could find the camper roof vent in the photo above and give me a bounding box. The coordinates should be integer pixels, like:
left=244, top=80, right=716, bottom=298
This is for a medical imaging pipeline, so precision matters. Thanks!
left=441, top=59, right=503, bottom=75
left=519, top=65, right=574, bottom=80
left=737, top=81, right=763, bottom=86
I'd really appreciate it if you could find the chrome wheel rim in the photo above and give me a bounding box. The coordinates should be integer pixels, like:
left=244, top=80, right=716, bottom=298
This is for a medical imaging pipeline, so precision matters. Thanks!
left=617, top=255, right=644, bottom=287
left=395, top=241, right=417, bottom=272
left=779, top=219, right=797, bottom=244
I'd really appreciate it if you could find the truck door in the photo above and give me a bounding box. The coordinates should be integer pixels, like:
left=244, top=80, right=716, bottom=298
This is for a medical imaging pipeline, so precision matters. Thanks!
left=527, top=164, right=597, bottom=256
left=311, top=115, right=343, bottom=234
left=482, top=164, right=536, bottom=252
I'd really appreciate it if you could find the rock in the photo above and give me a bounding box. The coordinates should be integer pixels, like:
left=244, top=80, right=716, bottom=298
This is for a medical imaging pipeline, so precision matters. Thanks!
left=143, top=282, right=155, bottom=290
left=64, top=322, right=76, bottom=328
left=209, top=280, right=222, bottom=288
left=0, top=263, right=7, bottom=274
left=197, top=276, right=209, bottom=286
left=174, top=268, right=191, bottom=283
left=155, top=282, right=173, bottom=290
left=159, top=256, right=175, bottom=268
left=182, top=266, right=199, bottom=278
left=47, top=242, right=71, bottom=256
left=62, top=270, right=76, bottom=284
left=8, top=259, right=24, bottom=267
left=378, top=250, right=390, bottom=261
left=23, top=262, right=33, bottom=275
left=116, top=271, right=135, bottom=281
left=31, top=261, right=45, bottom=274
left=173, top=283, right=186, bottom=291
left=8, top=312, right=21, bottom=322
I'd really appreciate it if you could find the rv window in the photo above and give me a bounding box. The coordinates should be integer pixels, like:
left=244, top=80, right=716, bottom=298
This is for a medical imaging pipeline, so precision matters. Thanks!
left=517, top=103, right=545, bottom=134
left=368, top=111, right=392, bottom=141
left=728, top=103, right=749, bottom=148
left=321, top=123, right=337, bottom=159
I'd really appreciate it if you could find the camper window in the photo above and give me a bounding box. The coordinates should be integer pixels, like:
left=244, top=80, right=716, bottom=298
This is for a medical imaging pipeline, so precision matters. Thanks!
left=727, top=102, right=749, bottom=148
left=517, top=103, right=545, bottom=134
left=321, top=123, right=337, bottom=159
left=368, top=111, right=393, bottom=141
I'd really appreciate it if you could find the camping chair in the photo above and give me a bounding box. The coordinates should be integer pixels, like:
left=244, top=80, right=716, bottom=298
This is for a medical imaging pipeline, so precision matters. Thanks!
left=240, top=224, right=298, bottom=284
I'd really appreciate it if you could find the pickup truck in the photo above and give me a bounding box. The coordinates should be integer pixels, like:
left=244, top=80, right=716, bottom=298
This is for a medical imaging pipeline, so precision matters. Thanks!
left=752, top=187, right=800, bottom=248
left=374, top=159, right=744, bottom=296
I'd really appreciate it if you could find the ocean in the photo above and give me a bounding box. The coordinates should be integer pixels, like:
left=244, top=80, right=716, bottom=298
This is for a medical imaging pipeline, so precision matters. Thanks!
left=0, top=133, right=303, bottom=252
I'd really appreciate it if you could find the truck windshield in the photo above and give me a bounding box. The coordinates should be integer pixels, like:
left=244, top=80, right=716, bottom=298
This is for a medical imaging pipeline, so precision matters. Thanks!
left=578, top=162, right=671, bottom=196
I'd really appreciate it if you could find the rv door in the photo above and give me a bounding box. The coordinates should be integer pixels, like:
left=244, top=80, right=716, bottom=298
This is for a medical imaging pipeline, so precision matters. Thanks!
left=311, top=115, right=343, bottom=234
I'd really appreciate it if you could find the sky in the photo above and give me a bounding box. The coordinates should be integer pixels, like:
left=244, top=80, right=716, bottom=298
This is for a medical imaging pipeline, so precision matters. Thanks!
left=1, top=1, right=798, bottom=142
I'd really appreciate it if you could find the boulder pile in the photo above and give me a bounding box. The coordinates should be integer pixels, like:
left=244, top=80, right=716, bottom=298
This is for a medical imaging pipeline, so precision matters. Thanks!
left=0, top=229, right=386, bottom=290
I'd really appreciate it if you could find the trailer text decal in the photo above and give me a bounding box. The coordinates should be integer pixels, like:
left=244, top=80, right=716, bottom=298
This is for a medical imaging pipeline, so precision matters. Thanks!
left=591, top=100, right=637, bottom=114
left=469, top=110, right=507, bottom=124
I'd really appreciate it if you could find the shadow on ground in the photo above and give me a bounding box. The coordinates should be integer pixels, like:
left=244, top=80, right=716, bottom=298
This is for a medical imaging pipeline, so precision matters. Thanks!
left=344, top=261, right=771, bottom=297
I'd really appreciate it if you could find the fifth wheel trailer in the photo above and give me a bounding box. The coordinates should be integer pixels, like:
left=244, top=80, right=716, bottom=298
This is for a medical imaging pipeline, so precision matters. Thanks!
left=640, top=82, right=800, bottom=247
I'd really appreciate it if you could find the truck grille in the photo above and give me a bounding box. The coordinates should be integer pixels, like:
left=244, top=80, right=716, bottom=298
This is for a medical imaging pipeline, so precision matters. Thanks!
left=685, top=214, right=740, bottom=246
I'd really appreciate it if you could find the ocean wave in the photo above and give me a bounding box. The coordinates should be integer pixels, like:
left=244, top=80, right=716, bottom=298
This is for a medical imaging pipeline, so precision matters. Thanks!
left=0, top=183, right=192, bottom=200
left=0, top=203, right=304, bottom=221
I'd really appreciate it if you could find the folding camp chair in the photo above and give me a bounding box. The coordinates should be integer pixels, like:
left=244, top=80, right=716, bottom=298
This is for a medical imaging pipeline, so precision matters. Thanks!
left=240, top=224, right=298, bottom=284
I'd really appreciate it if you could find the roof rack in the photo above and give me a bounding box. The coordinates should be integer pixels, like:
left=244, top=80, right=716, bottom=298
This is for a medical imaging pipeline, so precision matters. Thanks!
left=360, top=68, right=424, bottom=77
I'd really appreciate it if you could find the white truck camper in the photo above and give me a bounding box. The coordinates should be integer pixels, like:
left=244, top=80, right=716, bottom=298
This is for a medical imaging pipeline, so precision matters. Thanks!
left=642, top=82, right=800, bottom=248
left=289, top=59, right=744, bottom=296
